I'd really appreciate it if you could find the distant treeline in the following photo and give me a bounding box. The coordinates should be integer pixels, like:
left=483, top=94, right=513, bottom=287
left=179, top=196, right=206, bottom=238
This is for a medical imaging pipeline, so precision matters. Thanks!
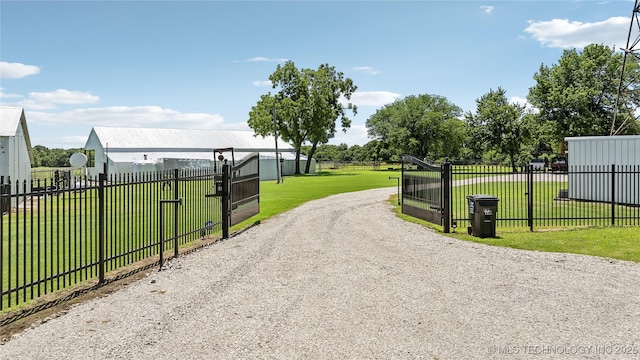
left=31, top=145, right=84, bottom=168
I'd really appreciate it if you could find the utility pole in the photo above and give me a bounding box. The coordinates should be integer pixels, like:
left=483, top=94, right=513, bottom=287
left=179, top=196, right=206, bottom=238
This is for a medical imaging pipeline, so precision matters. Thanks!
left=273, top=99, right=281, bottom=183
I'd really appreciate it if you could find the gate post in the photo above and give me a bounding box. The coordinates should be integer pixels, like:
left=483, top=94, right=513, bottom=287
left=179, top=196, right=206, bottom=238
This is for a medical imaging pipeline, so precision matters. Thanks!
left=222, top=163, right=230, bottom=239
left=442, top=161, right=451, bottom=233
left=611, top=164, right=616, bottom=226
left=173, top=168, right=179, bottom=257
left=159, top=198, right=183, bottom=271
left=98, top=173, right=106, bottom=283
left=527, top=165, right=534, bottom=232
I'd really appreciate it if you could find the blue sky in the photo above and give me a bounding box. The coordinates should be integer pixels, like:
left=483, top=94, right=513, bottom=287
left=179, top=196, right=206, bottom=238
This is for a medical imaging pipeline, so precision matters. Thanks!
left=0, top=0, right=636, bottom=149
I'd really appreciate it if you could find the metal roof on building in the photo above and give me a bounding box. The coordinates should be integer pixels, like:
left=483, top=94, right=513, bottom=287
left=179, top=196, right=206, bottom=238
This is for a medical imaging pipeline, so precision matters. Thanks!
left=89, top=126, right=293, bottom=152
left=0, top=106, right=34, bottom=164
left=107, top=150, right=302, bottom=164
left=0, top=106, right=25, bottom=136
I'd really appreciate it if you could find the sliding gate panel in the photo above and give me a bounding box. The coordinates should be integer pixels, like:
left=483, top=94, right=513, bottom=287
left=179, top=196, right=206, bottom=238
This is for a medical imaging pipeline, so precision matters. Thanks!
left=230, top=153, right=260, bottom=226
left=401, top=155, right=443, bottom=225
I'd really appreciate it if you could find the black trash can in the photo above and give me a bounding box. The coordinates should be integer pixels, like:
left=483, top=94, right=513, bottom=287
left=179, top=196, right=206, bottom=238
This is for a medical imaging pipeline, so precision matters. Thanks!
left=466, top=194, right=499, bottom=238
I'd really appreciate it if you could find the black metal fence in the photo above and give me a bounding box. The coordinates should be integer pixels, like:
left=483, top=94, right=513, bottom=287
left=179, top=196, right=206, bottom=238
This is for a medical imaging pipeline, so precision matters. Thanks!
left=1, top=168, right=222, bottom=312
left=401, top=156, right=640, bottom=232
left=316, top=161, right=402, bottom=172
left=449, top=164, right=640, bottom=231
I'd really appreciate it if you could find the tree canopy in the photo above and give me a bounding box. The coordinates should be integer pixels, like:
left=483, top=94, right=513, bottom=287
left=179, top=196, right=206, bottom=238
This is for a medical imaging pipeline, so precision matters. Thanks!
left=247, top=61, right=357, bottom=174
left=527, top=43, right=640, bottom=141
left=466, top=87, right=531, bottom=171
left=365, top=94, right=465, bottom=161
left=302, top=140, right=397, bottom=163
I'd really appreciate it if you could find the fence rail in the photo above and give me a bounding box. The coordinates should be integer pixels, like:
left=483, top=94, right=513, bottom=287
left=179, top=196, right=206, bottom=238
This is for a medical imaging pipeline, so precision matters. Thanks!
left=316, top=161, right=402, bottom=172
left=1, top=168, right=222, bottom=312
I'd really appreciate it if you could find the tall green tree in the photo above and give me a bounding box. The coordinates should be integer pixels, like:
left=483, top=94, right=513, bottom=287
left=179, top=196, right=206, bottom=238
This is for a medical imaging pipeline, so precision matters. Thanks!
left=467, top=87, right=531, bottom=172
left=248, top=61, right=357, bottom=174
left=527, top=43, right=640, bottom=141
left=361, top=139, right=398, bottom=162
left=366, top=94, right=465, bottom=160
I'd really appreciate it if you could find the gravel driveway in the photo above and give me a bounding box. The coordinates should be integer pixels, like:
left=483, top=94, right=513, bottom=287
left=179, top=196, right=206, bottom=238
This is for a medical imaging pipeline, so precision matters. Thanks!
left=1, top=187, right=639, bottom=360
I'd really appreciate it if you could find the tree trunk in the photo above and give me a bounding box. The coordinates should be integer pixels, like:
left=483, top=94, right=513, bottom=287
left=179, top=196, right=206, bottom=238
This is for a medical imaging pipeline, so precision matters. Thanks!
left=510, top=154, right=518, bottom=173
left=305, top=142, right=318, bottom=174
left=294, top=148, right=301, bottom=174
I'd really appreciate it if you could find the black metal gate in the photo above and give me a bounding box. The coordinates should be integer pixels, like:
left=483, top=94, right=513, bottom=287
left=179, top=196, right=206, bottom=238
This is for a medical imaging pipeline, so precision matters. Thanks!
left=215, top=151, right=261, bottom=239
left=230, top=153, right=260, bottom=226
left=401, top=155, right=450, bottom=230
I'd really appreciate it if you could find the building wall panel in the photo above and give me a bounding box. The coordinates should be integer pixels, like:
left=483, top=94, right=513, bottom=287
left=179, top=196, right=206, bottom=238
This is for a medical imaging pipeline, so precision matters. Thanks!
left=566, top=136, right=640, bottom=205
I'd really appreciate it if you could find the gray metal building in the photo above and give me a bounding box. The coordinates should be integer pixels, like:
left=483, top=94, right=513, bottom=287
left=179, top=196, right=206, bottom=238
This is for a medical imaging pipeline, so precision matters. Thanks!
left=566, top=135, right=640, bottom=205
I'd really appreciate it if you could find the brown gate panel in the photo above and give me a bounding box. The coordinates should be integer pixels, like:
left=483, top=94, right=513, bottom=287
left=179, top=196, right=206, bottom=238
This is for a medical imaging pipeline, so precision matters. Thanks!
left=230, top=153, right=260, bottom=226
left=401, top=155, right=443, bottom=226
left=402, top=203, right=442, bottom=225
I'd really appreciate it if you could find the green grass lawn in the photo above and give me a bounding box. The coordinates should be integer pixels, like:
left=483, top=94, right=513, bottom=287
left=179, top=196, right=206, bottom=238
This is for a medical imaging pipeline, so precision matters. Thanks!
left=232, top=169, right=402, bottom=230
left=394, top=195, right=640, bottom=263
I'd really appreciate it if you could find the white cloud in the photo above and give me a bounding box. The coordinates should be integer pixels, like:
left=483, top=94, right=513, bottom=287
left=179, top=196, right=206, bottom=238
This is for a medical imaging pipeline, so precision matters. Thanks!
left=347, top=91, right=401, bottom=107
left=327, top=124, right=370, bottom=146
left=29, top=89, right=100, bottom=105
left=480, top=5, right=494, bottom=14
left=8, top=89, right=100, bottom=110
left=353, top=66, right=380, bottom=75
left=509, top=96, right=528, bottom=107
left=0, top=62, right=41, bottom=79
left=31, top=135, right=90, bottom=149
left=0, top=87, right=22, bottom=99
left=524, top=16, right=629, bottom=49
left=510, top=96, right=539, bottom=114
left=244, top=56, right=288, bottom=63
left=27, top=106, right=224, bottom=129
left=15, top=98, right=58, bottom=110
left=252, top=80, right=272, bottom=87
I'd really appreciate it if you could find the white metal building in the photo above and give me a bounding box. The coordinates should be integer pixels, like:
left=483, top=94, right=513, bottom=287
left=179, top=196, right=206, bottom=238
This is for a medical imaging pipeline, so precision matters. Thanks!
left=0, top=106, right=33, bottom=184
left=566, top=135, right=640, bottom=205
left=0, top=106, right=34, bottom=212
left=84, top=126, right=315, bottom=180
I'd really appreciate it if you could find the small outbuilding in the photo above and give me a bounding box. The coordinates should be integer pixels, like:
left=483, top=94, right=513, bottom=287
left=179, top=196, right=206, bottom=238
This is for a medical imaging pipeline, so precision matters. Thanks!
left=84, top=126, right=315, bottom=180
left=566, top=135, right=640, bottom=205
left=0, top=106, right=34, bottom=211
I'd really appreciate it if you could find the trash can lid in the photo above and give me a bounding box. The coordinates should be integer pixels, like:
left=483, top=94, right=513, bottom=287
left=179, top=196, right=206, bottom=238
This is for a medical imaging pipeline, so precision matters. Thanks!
left=466, top=194, right=499, bottom=200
